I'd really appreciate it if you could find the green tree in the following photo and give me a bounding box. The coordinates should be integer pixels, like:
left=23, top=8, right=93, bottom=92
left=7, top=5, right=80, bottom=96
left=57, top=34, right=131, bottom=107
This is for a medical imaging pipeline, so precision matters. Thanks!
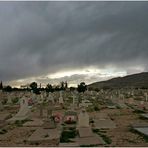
left=77, top=82, right=87, bottom=93
left=30, top=82, right=37, bottom=90
left=3, top=85, right=12, bottom=92
left=46, top=83, right=53, bottom=92
left=0, top=81, right=3, bottom=90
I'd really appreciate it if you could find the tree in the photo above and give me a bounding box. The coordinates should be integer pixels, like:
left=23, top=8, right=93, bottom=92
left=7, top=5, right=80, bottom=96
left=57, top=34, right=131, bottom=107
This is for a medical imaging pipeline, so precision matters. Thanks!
left=3, top=85, right=12, bottom=92
left=30, top=82, right=38, bottom=94
left=60, top=81, right=65, bottom=90
left=46, top=83, right=53, bottom=92
left=77, top=82, right=87, bottom=93
left=65, top=81, right=68, bottom=89
left=0, top=81, right=3, bottom=90
left=30, top=82, right=37, bottom=90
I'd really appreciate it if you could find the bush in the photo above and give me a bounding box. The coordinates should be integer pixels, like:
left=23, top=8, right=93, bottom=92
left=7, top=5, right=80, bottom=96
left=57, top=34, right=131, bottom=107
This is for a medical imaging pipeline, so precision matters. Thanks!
left=12, top=97, right=19, bottom=104
left=2, top=99, right=7, bottom=105
left=0, top=129, right=7, bottom=134
left=60, top=129, right=76, bottom=143
left=94, top=106, right=100, bottom=111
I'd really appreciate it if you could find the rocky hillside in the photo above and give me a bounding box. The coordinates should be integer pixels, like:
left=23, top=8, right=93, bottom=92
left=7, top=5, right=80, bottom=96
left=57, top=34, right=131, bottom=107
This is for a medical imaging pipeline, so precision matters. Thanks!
left=88, top=72, right=148, bottom=89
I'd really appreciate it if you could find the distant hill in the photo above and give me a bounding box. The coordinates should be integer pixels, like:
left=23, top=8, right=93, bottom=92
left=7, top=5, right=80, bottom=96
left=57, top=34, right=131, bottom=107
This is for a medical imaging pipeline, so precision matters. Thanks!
left=88, top=72, right=148, bottom=89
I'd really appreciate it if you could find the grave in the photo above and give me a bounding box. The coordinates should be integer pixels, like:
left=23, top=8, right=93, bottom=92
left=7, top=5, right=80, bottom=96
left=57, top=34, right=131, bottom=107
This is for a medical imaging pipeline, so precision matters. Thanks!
left=78, top=109, right=89, bottom=127
left=27, top=127, right=61, bottom=145
left=59, top=142, right=79, bottom=147
left=7, top=96, right=31, bottom=121
left=140, top=113, right=148, bottom=119
left=43, top=114, right=56, bottom=129
left=59, top=91, right=64, bottom=104
left=74, top=134, right=105, bottom=146
left=78, top=127, right=94, bottom=137
left=0, top=113, right=11, bottom=128
left=63, top=110, right=78, bottom=124
left=23, top=118, right=44, bottom=127
left=134, top=127, right=148, bottom=136
left=131, top=122, right=148, bottom=137
left=7, top=95, right=13, bottom=105
left=93, top=119, right=116, bottom=129
left=94, top=113, right=109, bottom=120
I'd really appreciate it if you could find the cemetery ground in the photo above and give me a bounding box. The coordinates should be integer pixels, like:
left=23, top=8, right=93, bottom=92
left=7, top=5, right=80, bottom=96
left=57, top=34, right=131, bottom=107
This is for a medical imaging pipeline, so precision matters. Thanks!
left=0, top=90, right=148, bottom=147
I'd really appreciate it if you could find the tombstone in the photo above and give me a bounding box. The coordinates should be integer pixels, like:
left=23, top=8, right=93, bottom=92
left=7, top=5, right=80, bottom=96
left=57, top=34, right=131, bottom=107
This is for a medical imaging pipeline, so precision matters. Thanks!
left=40, top=93, right=44, bottom=100
left=78, top=109, right=89, bottom=127
left=59, top=92, right=64, bottom=104
left=47, top=101, right=53, bottom=118
left=139, top=101, right=145, bottom=109
left=128, top=98, right=134, bottom=105
left=7, top=95, right=13, bottom=105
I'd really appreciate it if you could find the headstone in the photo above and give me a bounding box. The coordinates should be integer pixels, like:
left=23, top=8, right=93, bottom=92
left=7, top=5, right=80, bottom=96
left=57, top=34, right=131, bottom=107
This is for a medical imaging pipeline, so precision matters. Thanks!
left=59, top=96, right=63, bottom=104
left=78, top=109, right=89, bottom=127
left=7, top=94, right=13, bottom=105
left=128, top=98, right=134, bottom=105
left=27, top=128, right=60, bottom=144
left=58, top=91, right=64, bottom=104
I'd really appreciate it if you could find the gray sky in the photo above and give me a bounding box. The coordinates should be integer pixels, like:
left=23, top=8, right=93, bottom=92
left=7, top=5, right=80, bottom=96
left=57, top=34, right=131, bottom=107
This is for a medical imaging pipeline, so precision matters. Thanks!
left=0, top=1, right=148, bottom=87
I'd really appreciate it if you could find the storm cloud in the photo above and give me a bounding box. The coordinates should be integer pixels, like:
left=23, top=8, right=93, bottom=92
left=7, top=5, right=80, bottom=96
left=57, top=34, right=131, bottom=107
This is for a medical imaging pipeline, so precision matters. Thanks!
left=0, top=1, right=148, bottom=85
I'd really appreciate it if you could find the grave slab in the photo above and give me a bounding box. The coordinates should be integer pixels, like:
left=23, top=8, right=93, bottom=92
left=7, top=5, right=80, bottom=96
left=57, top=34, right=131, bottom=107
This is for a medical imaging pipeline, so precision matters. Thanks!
left=76, top=134, right=105, bottom=146
left=94, top=113, right=109, bottom=120
left=23, top=118, right=44, bottom=127
left=59, top=142, right=79, bottom=147
left=27, top=127, right=61, bottom=144
left=0, top=113, right=11, bottom=121
left=93, top=119, right=116, bottom=129
left=140, top=113, right=148, bottom=119
left=78, top=127, right=94, bottom=137
left=134, top=127, right=148, bottom=136
left=131, top=122, right=148, bottom=128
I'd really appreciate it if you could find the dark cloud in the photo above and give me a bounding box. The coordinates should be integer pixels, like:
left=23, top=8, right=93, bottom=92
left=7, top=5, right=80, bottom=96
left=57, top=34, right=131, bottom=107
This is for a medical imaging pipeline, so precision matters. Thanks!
left=0, top=1, right=148, bottom=84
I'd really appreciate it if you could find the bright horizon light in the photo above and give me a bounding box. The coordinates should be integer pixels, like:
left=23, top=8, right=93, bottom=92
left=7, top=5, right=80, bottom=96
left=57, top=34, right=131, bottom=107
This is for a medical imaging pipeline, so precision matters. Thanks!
left=7, top=67, right=127, bottom=88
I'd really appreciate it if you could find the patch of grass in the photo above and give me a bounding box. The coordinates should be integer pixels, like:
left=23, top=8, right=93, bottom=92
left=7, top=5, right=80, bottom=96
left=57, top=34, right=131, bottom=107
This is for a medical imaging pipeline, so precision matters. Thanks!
left=94, top=106, right=100, bottom=111
left=133, top=109, right=145, bottom=114
left=12, top=97, right=19, bottom=104
left=44, top=134, right=49, bottom=138
left=92, top=129, right=112, bottom=144
left=60, top=129, right=76, bottom=143
left=100, top=134, right=112, bottom=144
left=139, top=116, right=148, bottom=120
left=86, top=107, right=94, bottom=112
left=0, top=129, right=7, bottom=134
left=14, top=119, right=31, bottom=127
left=116, top=106, right=121, bottom=109
left=126, top=139, right=136, bottom=144
left=23, top=140, right=27, bottom=143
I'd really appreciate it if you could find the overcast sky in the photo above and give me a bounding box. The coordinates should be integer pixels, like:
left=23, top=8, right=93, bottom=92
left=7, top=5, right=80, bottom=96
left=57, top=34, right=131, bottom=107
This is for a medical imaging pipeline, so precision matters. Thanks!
left=0, top=1, right=148, bottom=87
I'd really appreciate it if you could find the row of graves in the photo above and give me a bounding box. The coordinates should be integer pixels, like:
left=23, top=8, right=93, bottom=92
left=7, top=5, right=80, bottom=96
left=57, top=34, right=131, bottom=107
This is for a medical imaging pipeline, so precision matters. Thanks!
left=101, top=89, right=148, bottom=143
left=0, top=89, right=148, bottom=146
